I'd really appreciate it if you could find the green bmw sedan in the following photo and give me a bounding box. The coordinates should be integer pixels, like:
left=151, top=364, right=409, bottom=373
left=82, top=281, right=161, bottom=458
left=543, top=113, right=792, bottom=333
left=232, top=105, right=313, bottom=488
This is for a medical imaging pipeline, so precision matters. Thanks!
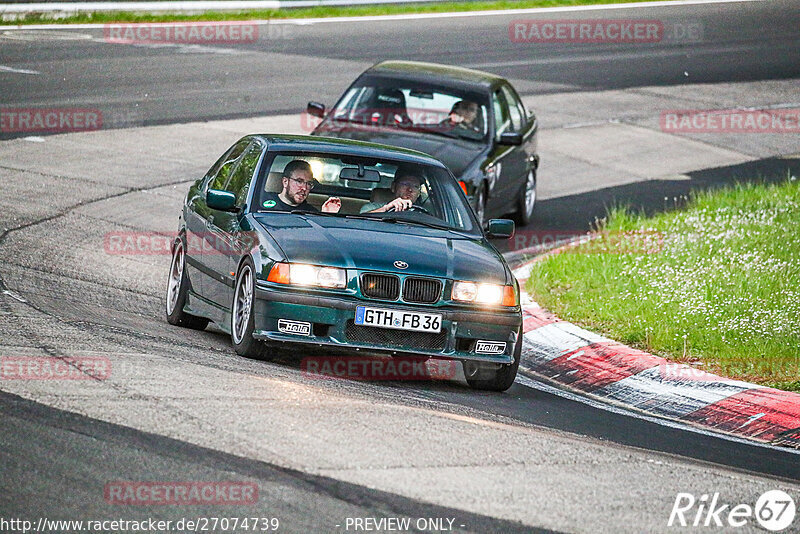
left=166, top=135, right=522, bottom=391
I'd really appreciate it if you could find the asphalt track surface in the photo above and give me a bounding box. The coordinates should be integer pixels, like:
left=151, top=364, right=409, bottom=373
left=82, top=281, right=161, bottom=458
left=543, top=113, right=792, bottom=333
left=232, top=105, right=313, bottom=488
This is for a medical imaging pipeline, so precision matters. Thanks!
left=1, top=1, right=800, bottom=532
left=0, top=0, right=799, bottom=133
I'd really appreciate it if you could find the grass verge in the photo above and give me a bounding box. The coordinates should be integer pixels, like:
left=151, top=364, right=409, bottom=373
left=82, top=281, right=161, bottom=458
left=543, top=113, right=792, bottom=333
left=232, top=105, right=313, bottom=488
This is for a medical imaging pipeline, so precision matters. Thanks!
left=526, top=178, right=800, bottom=392
left=6, top=0, right=679, bottom=25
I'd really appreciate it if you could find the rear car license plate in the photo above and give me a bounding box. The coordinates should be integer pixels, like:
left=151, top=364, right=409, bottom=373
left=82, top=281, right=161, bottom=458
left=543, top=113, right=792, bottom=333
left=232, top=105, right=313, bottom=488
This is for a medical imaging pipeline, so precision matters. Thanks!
left=355, top=306, right=442, bottom=333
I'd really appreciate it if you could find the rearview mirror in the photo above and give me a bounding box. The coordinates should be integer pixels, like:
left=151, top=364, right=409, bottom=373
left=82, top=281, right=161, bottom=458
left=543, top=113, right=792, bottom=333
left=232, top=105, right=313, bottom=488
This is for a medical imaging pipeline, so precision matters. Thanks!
left=486, top=219, right=515, bottom=239
left=307, top=101, right=325, bottom=118
left=339, top=167, right=381, bottom=182
left=207, top=189, right=237, bottom=212
left=498, top=132, right=523, bottom=146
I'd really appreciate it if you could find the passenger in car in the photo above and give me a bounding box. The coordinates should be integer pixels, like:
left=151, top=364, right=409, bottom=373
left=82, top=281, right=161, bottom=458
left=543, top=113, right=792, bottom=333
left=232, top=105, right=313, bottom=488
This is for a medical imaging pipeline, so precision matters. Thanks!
left=262, top=160, right=341, bottom=213
left=360, top=168, right=422, bottom=214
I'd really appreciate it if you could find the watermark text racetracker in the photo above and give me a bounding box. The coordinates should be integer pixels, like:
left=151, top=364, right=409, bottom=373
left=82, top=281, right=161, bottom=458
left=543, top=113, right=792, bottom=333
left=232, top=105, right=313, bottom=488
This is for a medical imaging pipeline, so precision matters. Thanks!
left=1, top=356, right=111, bottom=380
left=300, top=106, right=468, bottom=134
left=103, top=22, right=295, bottom=44
left=302, top=356, right=457, bottom=381
left=509, top=19, right=703, bottom=43
left=104, top=231, right=259, bottom=256
left=105, top=481, right=259, bottom=506
left=661, top=108, right=800, bottom=133
left=0, top=108, right=102, bottom=133
left=510, top=229, right=664, bottom=255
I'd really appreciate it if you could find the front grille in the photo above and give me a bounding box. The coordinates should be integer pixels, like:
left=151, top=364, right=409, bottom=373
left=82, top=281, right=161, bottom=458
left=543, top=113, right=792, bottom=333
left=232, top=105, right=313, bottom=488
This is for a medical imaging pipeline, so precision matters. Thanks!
left=361, top=273, right=400, bottom=300
left=402, top=277, right=442, bottom=304
left=345, top=321, right=447, bottom=351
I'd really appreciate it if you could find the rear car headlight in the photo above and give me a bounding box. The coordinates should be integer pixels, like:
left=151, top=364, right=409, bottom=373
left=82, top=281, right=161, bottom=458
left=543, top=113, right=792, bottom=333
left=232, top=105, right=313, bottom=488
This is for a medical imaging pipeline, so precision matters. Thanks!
left=452, top=281, right=517, bottom=307
left=267, top=262, right=346, bottom=289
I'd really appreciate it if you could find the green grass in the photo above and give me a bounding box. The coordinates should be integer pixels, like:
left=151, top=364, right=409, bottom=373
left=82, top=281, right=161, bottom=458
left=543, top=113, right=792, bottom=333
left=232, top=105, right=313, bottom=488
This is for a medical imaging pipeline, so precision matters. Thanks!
left=6, top=0, right=679, bottom=25
left=526, top=178, right=800, bottom=392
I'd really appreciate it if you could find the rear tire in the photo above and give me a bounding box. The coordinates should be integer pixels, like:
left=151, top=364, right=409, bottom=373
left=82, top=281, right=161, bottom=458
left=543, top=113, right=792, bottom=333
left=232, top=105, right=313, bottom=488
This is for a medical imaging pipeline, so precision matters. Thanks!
left=464, top=329, right=522, bottom=392
left=513, top=168, right=537, bottom=226
left=473, top=182, right=487, bottom=228
left=231, top=259, right=270, bottom=359
left=165, top=238, right=209, bottom=330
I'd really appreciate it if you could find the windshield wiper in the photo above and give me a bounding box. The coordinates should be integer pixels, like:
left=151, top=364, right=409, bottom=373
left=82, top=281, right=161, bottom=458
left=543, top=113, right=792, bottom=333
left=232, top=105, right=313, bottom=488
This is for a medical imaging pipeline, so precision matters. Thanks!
left=380, top=216, right=468, bottom=234
left=290, top=210, right=375, bottom=221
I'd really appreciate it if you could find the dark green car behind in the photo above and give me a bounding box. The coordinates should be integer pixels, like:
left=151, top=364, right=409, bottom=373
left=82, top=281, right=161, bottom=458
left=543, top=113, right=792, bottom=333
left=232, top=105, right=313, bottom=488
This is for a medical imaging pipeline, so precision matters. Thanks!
left=166, top=135, right=522, bottom=391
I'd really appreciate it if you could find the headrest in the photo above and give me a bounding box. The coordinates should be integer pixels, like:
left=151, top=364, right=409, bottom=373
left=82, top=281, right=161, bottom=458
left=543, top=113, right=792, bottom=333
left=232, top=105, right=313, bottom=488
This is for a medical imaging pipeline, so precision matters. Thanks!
left=370, top=187, right=395, bottom=204
left=374, top=89, right=406, bottom=109
left=265, top=172, right=284, bottom=193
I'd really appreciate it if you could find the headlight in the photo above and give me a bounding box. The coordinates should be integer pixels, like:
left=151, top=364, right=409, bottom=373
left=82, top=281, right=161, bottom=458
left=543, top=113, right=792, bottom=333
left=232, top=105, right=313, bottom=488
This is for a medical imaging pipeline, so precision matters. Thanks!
left=267, top=262, right=346, bottom=289
left=452, top=281, right=517, bottom=307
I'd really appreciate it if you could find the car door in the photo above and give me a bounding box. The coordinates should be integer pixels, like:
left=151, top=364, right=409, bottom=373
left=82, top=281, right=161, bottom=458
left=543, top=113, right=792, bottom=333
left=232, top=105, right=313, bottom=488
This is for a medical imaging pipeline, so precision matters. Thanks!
left=188, top=139, right=250, bottom=305
left=503, top=83, right=539, bottom=190
left=486, top=86, right=527, bottom=218
left=204, top=138, right=265, bottom=308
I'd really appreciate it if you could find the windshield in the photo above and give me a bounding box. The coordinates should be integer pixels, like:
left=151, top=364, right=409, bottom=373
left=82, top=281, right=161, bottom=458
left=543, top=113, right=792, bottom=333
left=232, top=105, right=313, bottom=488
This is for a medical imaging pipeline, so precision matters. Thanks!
left=254, top=151, right=480, bottom=234
left=326, top=77, right=489, bottom=142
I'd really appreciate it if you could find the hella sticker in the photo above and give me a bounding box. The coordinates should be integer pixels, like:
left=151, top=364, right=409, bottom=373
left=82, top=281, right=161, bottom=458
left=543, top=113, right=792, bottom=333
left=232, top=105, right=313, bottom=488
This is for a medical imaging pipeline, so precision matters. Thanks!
left=475, top=340, right=506, bottom=354
left=278, top=319, right=311, bottom=336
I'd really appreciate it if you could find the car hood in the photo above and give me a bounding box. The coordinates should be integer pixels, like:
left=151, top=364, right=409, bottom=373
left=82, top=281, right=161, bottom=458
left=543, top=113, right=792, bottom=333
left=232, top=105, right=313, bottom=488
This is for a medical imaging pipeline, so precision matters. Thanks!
left=313, top=125, right=484, bottom=177
left=253, top=213, right=509, bottom=284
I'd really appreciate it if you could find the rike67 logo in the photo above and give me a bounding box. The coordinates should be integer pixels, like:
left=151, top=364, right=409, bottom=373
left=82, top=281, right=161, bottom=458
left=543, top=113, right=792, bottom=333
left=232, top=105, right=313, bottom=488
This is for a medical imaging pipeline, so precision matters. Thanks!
left=668, top=490, right=796, bottom=531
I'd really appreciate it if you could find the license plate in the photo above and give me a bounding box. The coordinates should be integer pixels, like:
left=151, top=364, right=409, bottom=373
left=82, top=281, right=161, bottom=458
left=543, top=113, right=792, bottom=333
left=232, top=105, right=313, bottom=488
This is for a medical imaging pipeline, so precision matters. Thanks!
left=355, top=306, right=442, bottom=333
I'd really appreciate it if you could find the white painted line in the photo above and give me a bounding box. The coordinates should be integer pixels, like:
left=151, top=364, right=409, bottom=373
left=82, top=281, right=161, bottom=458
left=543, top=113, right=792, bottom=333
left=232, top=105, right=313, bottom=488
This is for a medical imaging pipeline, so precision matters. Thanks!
left=514, top=372, right=800, bottom=455
left=0, top=65, right=40, bottom=75
left=566, top=350, right=585, bottom=361
left=593, top=366, right=757, bottom=418
left=738, top=413, right=766, bottom=429
left=0, top=0, right=767, bottom=29
left=470, top=43, right=771, bottom=70
left=2, top=289, right=28, bottom=303
left=523, top=321, right=610, bottom=362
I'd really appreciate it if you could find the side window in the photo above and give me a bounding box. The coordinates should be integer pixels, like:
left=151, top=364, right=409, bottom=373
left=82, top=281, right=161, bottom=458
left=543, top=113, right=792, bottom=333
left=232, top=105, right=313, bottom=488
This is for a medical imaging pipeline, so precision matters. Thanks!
left=492, top=90, right=511, bottom=135
left=501, top=85, right=524, bottom=131
left=206, top=139, right=250, bottom=192
left=229, top=141, right=264, bottom=206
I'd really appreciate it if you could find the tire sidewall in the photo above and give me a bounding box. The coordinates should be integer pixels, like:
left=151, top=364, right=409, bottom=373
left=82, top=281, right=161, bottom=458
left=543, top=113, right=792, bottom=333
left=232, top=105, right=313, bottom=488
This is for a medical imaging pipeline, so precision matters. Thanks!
left=166, top=237, right=189, bottom=324
left=231, top=258, right=259, bottom=356
left=517, top=168, right=536, bottom=226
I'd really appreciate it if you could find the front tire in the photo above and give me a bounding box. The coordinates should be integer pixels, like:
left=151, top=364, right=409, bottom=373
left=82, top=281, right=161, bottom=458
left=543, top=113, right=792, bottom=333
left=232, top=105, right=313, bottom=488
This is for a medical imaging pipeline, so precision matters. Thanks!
left=464, top=329, right=522, bottom=392
left=231, top=259, right=269, bottom=359
left=165, top=238, right=209, bottom=330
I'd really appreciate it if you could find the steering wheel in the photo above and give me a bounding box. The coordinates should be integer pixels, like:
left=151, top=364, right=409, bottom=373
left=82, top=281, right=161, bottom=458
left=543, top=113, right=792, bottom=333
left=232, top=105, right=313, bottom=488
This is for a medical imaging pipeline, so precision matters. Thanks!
left=385, top=204, right=431, bottom=215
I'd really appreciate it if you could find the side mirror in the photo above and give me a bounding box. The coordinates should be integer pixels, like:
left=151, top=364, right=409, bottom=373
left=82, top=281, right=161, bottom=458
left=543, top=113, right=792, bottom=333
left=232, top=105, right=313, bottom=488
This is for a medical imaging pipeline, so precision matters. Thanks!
left=307, top=101, right=325, bottom=119
left=486, top=219, right=515, bottom=239
left=498, top=132, right=523, bottom=146
left=207, top=189, right=237, bottom=212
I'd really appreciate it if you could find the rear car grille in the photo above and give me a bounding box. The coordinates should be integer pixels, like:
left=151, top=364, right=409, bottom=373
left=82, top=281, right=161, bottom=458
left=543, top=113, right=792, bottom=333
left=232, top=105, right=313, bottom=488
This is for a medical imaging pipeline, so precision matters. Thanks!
left=361, top=273, right=400, bottom=300
left=345, top=321, right=447, bottom=351
left=360, top=273, right=442, bottom=304
left=402, top=277, right=442, bottom=304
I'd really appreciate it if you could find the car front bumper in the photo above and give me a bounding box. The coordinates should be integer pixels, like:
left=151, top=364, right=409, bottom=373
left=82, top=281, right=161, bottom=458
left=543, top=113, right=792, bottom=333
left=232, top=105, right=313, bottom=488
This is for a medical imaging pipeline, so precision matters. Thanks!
left=252, top=283, right=522, bottom=364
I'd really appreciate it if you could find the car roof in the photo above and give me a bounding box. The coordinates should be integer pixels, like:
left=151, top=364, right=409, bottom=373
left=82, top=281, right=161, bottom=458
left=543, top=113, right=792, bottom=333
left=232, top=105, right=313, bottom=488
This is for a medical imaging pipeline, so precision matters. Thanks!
left=363, top=60, right=506, bottom=90
left=254, top=134, right=448, bottom=168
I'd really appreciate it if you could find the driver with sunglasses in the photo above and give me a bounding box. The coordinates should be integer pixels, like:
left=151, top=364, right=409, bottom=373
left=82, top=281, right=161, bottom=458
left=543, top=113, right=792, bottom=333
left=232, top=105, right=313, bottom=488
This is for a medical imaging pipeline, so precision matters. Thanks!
left=262, top=160, right=341, bottom=213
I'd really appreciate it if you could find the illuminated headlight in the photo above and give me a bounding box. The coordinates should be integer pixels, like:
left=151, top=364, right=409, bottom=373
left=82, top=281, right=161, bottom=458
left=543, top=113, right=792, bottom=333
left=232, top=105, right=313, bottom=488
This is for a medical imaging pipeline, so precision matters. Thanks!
left=452, top=281, right=517, bottom=306
left=267, top=262, right=346, bottom=289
